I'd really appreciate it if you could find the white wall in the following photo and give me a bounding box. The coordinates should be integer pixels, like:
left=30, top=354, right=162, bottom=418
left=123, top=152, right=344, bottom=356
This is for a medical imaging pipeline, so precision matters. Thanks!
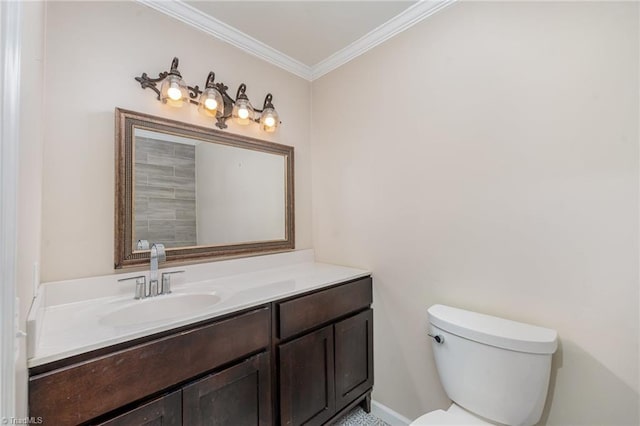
left=41, top=1, right=312, bottom=281
left=195, top=143, right=285, bottom=245
left=16, top=1, right=45, bottom=417
left=311, top=2, right=639, bottom=424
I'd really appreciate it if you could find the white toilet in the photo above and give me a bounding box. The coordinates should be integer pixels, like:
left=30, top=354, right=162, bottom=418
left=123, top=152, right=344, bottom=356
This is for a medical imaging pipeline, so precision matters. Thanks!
left=411, top=304, right=558, bottom=426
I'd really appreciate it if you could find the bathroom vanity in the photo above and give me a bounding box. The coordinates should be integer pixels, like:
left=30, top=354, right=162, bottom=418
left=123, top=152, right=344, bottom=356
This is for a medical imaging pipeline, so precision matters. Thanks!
left=27, top=252, right=373, bottom=426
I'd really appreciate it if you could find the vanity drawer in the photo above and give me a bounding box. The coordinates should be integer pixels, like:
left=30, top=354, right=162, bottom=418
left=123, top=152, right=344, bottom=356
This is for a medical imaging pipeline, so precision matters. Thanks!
left=29, top=307, right=270, bottom=426
left=277, top=277, right=372, bottom=340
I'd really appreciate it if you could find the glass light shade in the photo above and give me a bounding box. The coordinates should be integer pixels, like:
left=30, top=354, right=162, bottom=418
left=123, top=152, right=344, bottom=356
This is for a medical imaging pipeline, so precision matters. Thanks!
left=232, top=98, right=254, bottom=125
left=259, top=107, right=279, bottom=133
left=198, top=87, right=224, bottom=118
left=160, top=74, right=188, bottom=107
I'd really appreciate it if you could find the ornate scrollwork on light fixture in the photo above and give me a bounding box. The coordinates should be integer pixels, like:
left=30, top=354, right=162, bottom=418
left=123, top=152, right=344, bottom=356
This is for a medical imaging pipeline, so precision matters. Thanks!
left=135, top=57, right=280, bottom=132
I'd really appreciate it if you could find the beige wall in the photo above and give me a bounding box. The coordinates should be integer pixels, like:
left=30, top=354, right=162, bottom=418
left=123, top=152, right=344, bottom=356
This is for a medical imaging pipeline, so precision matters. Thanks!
left=16, top=1, right=45, bottom=417
left=29, top=0, right=640, bottom=423
left=311, top=2, right=639, bottom=424
left=41, top=1, right=312, bottom=281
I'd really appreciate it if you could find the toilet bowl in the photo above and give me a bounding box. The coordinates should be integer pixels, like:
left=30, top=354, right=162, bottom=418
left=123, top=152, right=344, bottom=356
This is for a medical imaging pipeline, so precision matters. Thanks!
left=412, top=403, right=493, bottom=425
left=410, top=304, right=558, bottom=426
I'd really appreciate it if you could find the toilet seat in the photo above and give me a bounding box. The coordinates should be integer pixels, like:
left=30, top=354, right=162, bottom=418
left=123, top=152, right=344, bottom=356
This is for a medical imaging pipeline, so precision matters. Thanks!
left=410, top=403, right=493, bottom=425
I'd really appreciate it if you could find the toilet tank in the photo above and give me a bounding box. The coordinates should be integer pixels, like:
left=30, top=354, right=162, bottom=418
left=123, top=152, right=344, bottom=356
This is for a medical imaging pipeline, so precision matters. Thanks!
left=428, top=305, right=558, bottom=426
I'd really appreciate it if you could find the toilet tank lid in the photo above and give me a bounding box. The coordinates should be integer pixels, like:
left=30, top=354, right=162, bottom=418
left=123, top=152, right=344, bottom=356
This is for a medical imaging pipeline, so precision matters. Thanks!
left=428, top=304, right=558, bottom=354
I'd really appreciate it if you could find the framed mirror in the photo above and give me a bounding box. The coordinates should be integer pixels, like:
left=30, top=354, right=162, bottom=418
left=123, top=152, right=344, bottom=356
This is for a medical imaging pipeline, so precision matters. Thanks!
left=115, top=108, right=294, bottom=268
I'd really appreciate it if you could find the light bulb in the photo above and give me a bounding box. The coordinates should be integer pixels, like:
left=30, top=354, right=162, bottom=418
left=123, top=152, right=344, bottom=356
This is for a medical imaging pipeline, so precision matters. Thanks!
left=204, top=97, right=218, bottom=110
left=167, top=84, right=182, bottom=101
left=198, top=87, right=223, bottom=117
left=264, top=116, right=276, bottom=127
left=232, top=96, right=254, bottom=125
left=259, top=104, right=279, bottom=132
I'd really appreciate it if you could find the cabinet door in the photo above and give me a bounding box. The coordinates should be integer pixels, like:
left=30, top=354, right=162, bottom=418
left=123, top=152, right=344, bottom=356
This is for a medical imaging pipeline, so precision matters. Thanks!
left=334, top=309, right=374, bottom=411
left=183, top=352, right=271, bottom=426
left=279, top=325, right=335, bottom=426
left=96, top=390, right=181, bottom=426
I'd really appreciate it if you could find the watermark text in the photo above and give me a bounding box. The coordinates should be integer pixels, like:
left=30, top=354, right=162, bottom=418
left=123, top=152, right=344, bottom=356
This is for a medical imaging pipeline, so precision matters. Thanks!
left=1, top=418, right=43, bottom=425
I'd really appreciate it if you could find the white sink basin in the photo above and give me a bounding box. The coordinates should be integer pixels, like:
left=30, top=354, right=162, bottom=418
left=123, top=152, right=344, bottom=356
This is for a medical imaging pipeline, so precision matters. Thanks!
left=100, top=293, right=222, bottom=327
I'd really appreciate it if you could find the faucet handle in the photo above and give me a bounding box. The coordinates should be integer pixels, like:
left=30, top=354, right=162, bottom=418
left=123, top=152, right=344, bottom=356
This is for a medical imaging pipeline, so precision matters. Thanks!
left=118, top=275, right=147, bottom=299
left=161, top=270, right=184, bottom=295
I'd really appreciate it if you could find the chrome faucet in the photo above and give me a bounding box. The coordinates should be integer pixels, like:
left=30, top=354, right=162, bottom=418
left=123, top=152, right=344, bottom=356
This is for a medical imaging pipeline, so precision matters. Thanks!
left=149, top=243, right=166, bottom=297
left=119, top=243, right=174, bottom=299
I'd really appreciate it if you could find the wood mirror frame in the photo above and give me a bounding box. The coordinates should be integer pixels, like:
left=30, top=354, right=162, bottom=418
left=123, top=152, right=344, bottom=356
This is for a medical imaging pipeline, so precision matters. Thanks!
left=115, top=108, right=294, bottom=269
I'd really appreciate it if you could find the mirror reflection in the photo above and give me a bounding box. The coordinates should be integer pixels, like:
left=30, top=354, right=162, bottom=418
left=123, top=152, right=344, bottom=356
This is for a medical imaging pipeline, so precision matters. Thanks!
left=133, top=128, right=286, bottom=250
left=115, top=108, right=294, bottom=269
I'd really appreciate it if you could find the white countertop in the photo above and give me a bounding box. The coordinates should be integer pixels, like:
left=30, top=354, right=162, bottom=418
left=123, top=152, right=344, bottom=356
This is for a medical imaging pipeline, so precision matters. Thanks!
left=28, top=250, right=369, bottom=368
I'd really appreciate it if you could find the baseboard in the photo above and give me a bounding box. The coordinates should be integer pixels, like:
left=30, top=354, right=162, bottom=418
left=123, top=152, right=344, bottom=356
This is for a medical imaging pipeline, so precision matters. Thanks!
left=371, top=400, right=412, bottom=426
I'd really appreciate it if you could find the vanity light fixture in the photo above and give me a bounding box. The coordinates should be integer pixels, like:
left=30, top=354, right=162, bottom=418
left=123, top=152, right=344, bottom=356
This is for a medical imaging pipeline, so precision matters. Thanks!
left=159, top=58, right=189, bottom=107
left=197, top=71, right=224, bottom=118
left=232, top=83, right=255, bottom=126
left=135, top=57, right=280, bottom=132
left=259, top=94, right=279, bottom=133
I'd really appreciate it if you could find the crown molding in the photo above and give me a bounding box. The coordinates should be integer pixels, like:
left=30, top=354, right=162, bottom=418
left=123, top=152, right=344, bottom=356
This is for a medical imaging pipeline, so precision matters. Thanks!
left=312, top=0, right=456, bottom=80
left=137, top=0, right=314, bottom=80
left=137, top=0, right=455, bottom=82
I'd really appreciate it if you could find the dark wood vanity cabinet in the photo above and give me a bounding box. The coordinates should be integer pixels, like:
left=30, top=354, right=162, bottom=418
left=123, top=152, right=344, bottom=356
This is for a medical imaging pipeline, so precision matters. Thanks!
left=96, top=391, right=182, bottom=426
left=277, top=277, right=374, bottom=426
left=95, top=352, right=271, bottom=426
left=334, top=309, right=374, bottom=412
left=279, top=325, right=336, bottom=426
left=29, top=307, right=271, bottom=426
left=29, top=276, right=373, bottom=426
left=183, top=352, right=271, bottom=426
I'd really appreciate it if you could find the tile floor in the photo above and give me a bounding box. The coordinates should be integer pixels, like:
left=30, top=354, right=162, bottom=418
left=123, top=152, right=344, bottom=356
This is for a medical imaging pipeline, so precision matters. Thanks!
left=334, top=407, right=390, bottom=426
